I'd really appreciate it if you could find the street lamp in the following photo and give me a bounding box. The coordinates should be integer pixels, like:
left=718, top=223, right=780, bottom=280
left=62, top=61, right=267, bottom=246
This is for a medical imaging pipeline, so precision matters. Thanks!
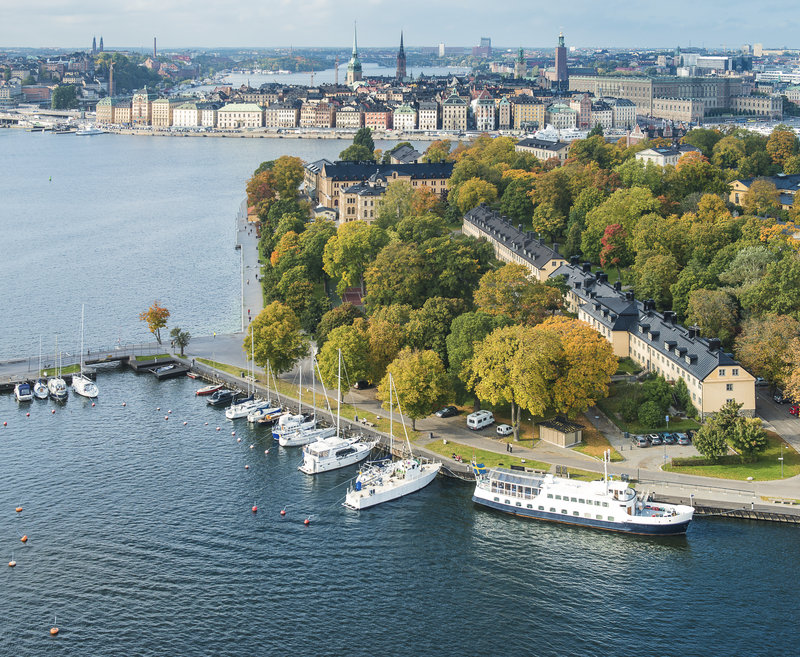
left=779, top=443, right=785, bottom=478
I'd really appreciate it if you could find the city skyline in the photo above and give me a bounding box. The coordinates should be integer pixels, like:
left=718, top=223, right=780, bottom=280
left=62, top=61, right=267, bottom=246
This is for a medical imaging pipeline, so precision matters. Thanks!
left=3, top=0, right=800, bottom=50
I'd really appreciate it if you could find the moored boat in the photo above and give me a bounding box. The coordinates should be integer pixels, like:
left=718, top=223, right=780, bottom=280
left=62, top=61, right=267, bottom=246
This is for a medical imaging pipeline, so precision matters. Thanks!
left=14, top=382, right=33, bottom=402
left=248, top=405, right=284, bottom=424
left=196, top=383, right=224, bottom=396
left=72, top=305, right=99, bottom=399
left=471, top=452, right=694, bottom=536
left=48, top=377, right=68, bottom=401
left=207, top=389, right=238, bottom=407
left=33, top=379, right=49, bottom=400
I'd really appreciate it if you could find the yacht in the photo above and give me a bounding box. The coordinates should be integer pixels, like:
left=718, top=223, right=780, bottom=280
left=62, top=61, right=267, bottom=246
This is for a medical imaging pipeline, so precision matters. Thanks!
left=471, top=452, right=694, bottom=536
left=14, top=382, right=33, bottom=402
left=48, top=376, right=68, bottom=401
left=247, top=404, right=283, bottom=424
left=279, top=425, right=335, bottom=448
left=72, top=305, right=99, bottom=399
left=75, top=124, right=106, bottom=135
left=207, top=389, right=238, bottom=407
left=271, top=413, right=313, bottom=439
left=33, top=379, right=49, bottom=400
left=343, top=373, right=441, bottom=510
left=225, top=395, right=260, bottom=420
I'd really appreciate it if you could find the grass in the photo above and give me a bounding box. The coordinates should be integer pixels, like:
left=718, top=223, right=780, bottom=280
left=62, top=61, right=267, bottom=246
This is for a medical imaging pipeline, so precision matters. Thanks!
left=134, top=353, right=171, bottom=361
left=663, top=432, right=800, bottom=481
left=615, top=357, right=642, bottom=375
left=571, top=415, right=623, bottom=461
left=562, top=467, right=604, bottom=482
left=40, top=364, right=79, bottom=376
left=424, top=439, right=552, bottom=471
left=596, top=382, right=700, bottom=435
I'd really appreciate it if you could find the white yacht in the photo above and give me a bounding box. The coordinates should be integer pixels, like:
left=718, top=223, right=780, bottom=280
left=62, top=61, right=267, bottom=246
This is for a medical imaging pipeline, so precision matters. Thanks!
left=272, top=413, right=313, bottom=439
left=33, top=379, right=49, bottom=400
left=247, top=404, right=283, bottom=424
left=75, top=124, right=106, bottom=135
left=48, top=376, right=68, bottom=401
left=72, top=306, right=98, bottom=399
left=226, top=334, right=258, bottom=419
left=279, top=425, right=336, bottom=447
left=471, top=452, right=694, bottom=536
left=14, top=382, right=33, bottom=402
left=343, top=373, right=441, bottom=510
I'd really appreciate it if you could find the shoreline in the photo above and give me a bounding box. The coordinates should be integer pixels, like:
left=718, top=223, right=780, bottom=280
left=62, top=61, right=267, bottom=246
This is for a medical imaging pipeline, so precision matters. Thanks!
left=101, top=128, right=481, bottom=141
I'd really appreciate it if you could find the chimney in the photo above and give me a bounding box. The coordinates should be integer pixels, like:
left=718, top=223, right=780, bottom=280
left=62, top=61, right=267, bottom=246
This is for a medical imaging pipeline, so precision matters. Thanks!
left=539, top=238, right=544, bottom=246
left=582, top=262, right=592, bottom=273
left=663, top=310, right=673, bottom=323
left=570, top=255, right=580, bottom=266
left=614, top=281, right=622, bottom=291
left=518, top=224, right=523, bottom=234
left=625, top=291, right=633, bottom=301
left=154, top=36, right=157, bottom=59
left=552, top=242, right=559, bottom=254
left=708, top=338, right=721, bottom=351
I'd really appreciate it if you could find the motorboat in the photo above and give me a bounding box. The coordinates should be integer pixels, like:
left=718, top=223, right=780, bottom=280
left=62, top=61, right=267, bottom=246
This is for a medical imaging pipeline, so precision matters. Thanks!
left=225, top=395, right=261, bottom=420
left=279, top=425, right=336, bottom=448
left=299, top=435, right=376, bottom=474
left=247, top=404, right=283, bottom=423
left=33, top=379, right=49, bottom=400
left=75, top=124, right=106, bottom=135
left=471, top=452, right=694, bottom=536
left=207, top=389, right=238, bottom=407
left=272, top=414, right=314, bottom=439
left=196, top=383, right=224, bottom=396
left=72, top=305, right=99, bottom=399
left=14, top=382, right=33, bottom=402
left=48, top=377, right=68, bottom=401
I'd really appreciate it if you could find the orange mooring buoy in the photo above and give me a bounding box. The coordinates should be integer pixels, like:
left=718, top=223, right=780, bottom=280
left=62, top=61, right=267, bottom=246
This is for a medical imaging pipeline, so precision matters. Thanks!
left=252, top=505, right=258, bottom=513
left=91, top=402, right=95, bottom=407
left=15, top=506, right=22, bottom=513
left=50, top=626, right=58, bottom=636
left=280, top=509, right=286, bottom=516
left=304, top=518, right=310, bottom=526
left=9, top=559, right=16, bottom=567
left=20, top=535, right=27, bottom=543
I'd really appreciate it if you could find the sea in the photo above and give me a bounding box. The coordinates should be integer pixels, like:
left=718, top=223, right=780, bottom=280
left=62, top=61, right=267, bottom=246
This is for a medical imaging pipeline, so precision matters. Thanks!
left=0, top=130, right=797, bottom=657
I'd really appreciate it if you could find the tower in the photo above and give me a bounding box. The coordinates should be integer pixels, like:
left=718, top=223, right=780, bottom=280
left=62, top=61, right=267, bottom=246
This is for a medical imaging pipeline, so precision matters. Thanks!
left=514, top=47, right=526, bottom=79
left=555, top=31, right=568, bottom=88
left=396, top=31, right=406, bottom=80
left=346, top=22, right=362, bottom=85
left=92, top=36, right=97, bottom=55
left=99, top=36, right=104, bottom=52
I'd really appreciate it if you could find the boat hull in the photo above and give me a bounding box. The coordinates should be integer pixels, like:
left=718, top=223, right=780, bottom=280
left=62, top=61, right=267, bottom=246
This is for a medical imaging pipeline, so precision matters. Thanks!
left=279, top=426, right=336, bottom=448
left=344, top=463, right=441, bottom=510
left=196, top=384, right=223, bottom=396
left=471, top=494, right=691, bottom=536
left=298, top=442, right=374, bottom=474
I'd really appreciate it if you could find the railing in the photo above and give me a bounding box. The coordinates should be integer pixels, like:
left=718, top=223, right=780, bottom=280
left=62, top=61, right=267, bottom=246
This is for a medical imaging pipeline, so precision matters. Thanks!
left=2, top=341, right=164, bottom=377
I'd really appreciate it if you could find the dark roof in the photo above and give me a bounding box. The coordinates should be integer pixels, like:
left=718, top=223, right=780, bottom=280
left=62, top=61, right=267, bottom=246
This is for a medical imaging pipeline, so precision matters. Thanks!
left=539, top=418, right=584, bottom=433
left=390, top=144, right=421, bottom=163
left=463, top=205, right=565, bottom=269
left=516, top=138, right=570, bottom=152
left=736, top=173, right=800, bottom=192
left=320, top=161, right=453, bottom=181
left=342, top=181, right=386, bottom=196
left=305, top=158, right=334, bottom=174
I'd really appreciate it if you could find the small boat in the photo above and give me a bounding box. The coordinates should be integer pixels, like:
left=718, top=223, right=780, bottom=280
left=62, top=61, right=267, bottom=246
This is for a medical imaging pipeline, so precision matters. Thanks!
left=75, top=124, right=106, bottom=135
left=48, top=339, right=68, bottom=401
left=248, top=405, right=283, bottom=423
left=196, top=383, right=224, bottom=396
left=33, top=379, right=49, bottom=400
left=471, top=451, right=694, bottom=536
left=207, top=389, right=238, bottom=407
left=279, top=425, right=336, bottom=448
left=72, top=305, right=99, bottom=399
left=186, top=372, right=198, bottom=379
left=272, top=413, right=313, bottom=439
left=14, top=382, right=33, bottom=402
left=154, top=364, right=175, bottom=374
left=225, top=395, right=260, bottom=420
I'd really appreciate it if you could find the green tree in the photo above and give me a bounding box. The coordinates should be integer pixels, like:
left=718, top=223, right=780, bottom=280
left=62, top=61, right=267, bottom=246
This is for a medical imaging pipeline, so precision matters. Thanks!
left=673, top=378, right=696, bottom=418
left=139, top=301, right=170, bottom=344
left=338, top=143, right=375, bottom=162
left=375, top=180, right=414, bottom=229
left=323, top=222, right=390, bottom=295
left=638, top=400, right=665, bottom=430
left=743, top=180, right=781, bottom=216
left=531, top=201, right=567, bottom=240
left=246, top=301, right=309, bottom=374
left=582, top=187, right=660, bottom=262
left=711, top=136, right=746, bottom=169
left=740, top=254, right=800, bottom=319
left=271, top=155, right=304, bottom=199
left=446, top=311, right=510, bottom=402
left=729, top=417, right=768, bottom=462
left=499, top=175, right=535, bottom=224
left=641, top=375, right=672, bottom=414
left=353, top=127, right=375, bottom=152
left=692, top=423, right=729, bottom=461
left=363, top=242, right=427, bottom=310
left=366, top=315, right=408, bottom=384
left=451, top=177, right=498, bottom=214
left=51, top=84, right=78, bottom=109
left=299, top=219, right=337, bottom=282
left=417, top=235, right=494, bottom=303
left=406, top=297, right=465, bottom=365
left=687, top=289, right=739, bottom=348
left=634, top=252, right=679, bottom=309
left=394, top=213, right=447, bottom=243
left=169, top=327, right=191, bottom=357
left=474, top=264, right=562, bottom=325
left=682, top=128, right=724, bottom=157
left=317, top=320, right=370, bottom=391
left=377, top=348, right=452, bottom=430
left=315, top=302, right=365, bottom=349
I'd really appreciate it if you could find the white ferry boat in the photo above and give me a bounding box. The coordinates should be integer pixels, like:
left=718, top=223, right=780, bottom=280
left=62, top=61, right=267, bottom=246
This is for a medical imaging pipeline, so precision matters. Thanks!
left=472, top=453, right=693, bottom=536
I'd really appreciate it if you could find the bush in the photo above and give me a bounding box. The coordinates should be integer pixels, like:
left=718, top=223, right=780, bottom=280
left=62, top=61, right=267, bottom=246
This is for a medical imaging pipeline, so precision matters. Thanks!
left=638, top=400, right=665, bottom=430
left=619, top=396, right=640, bottom=422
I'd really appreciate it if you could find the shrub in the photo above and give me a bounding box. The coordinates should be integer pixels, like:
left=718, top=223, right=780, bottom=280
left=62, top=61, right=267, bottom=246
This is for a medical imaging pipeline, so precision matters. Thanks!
left=638, top=400, right=665, bottom=430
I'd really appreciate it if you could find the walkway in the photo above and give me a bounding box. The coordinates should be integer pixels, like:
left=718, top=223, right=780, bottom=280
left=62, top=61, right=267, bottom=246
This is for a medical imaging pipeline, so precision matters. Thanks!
left=236, top=199, right=264, bottom=330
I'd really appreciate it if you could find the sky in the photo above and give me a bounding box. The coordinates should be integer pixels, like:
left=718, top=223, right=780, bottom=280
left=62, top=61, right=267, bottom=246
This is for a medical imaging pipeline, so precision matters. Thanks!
left=2, top=0, right=800, bottom=50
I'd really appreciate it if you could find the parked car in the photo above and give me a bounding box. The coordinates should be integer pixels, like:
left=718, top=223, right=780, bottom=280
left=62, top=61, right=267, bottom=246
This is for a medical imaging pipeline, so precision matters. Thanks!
left=755, top=377, right=768, bottom=387
left=790, top=404, right=799, bottom=417
left=649, top=433, right=663, bottom=446
left=353, top=380, right=371, bottom=390
left=434, top=406, right=458, bottom=418
left=466, top=410, right=494, bottom=430
left=676, top=433, right=691, bottom=445
left=774, top=390, right=787, bottom=404
left=633, top=434, right=650, bottom=448
left=662, top=433, right=677, bottom=445
left=496, top=424, right=513, bottom=437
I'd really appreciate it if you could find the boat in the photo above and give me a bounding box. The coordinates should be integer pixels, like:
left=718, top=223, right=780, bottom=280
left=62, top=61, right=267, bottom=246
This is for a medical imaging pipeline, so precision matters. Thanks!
left=72, top=305, right=99, bottom=399
left=272, top=413, right=314, bottom=439
left=154, top=364, right=175, bottom=374
left=48, top=338, right=68, bottom=401
left=277, top=358, right=331, bottom=446
left=225, top=334, right=260, bottom=419
left=196, top=383, right=224, bottom=396
left=207, top=389, right=238, bottom=407
left=299, top=349, right=376, bottom=474
left=248, top=404, right=284, bottom=424
left=33, top=337, right=49, bottom=399
left=14, top=382, right=33, bottom=402
left=471, top=451, right=694, bottom=536
left=343, top=373, right=441, bottom=510
left=75, top=124, right=106, bottom=135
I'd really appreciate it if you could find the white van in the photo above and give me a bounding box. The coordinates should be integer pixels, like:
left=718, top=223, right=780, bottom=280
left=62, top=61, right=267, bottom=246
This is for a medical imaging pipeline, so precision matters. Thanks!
left=467, top=410, right=494, bottom=430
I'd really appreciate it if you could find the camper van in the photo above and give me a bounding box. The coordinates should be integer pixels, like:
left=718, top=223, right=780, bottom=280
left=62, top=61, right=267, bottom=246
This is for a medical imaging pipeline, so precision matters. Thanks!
left=467, top=410, right=495, bottom=430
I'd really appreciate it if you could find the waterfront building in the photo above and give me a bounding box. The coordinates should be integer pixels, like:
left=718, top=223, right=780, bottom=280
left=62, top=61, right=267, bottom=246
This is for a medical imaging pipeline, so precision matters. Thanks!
left=21, top=85, right=52, bottom=103
left=546, top=103, right=578, bottom=129
left=346, top=23, right=363, bottom=86
left=729, top=94, right=783, bottom=118
left=442, top=92, right=468, bottom=131
left=396, top=32, right=407, bottom=80
left=515, top=137, right=571, bottom=163
left=472, top=90, right=496, bottom=132
left=651, top=97, right=705, bottom=123
left=335, top=104, right=365, bottom=129
left=635, top=144, right=700, bottom=167
left=364, top=106, right=393, bottom=130
left=462, top=206, right=756, bottom=418
left=417, top=101, right=439, bottom=131
left=131, top=87, right=158, bottom=125
left=217, top=103, right=264, bottom=129
left=173, top=101, right=201, bottom=127
left=314, top=161, right=453, bottom=209
left=314, top=101, right=336, bottom=128
left=114, top=102, right=132, bottom=125
left=299, top=102, right=318, bottom=127
left=151, top=98, right=185, bottom=127
left=264, top=102, right=299, bottom=127
left=1, top=79, right=23, bottom=107
left=198, top=102, right=219, bottom=127
left=392, top=103, right=417, bottom=131
left=96, top=96, right=132, bottom=124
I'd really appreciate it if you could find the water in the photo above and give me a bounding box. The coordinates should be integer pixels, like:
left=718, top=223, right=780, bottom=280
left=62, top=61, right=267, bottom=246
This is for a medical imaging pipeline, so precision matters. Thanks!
left=0, top=130, right=422, bottom=360
left=0, top=372, right=796, bottom=656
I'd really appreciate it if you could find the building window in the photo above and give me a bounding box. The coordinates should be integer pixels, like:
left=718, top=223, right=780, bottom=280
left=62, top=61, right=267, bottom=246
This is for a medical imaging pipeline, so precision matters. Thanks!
left=726, top=383, right=734, bottom=391
left=732, top=368, right=739, bottom=376
left=719, top=369, right=726, bottom=376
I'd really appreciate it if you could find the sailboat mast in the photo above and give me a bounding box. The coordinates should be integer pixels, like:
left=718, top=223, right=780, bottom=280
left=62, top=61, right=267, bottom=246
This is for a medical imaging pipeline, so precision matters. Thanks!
left=79, top=304, right=85, bottom=374
left=389, top=373, right=393, bottom=458
left=336, top=349, right=341, bottom=437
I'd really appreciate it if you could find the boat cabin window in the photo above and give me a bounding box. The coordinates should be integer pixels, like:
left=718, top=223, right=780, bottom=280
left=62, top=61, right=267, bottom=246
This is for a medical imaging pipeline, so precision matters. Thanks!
left=561, top=509, right=567, bottom=514
left=527, top=504, right=532, bottom=509
left=555, top=495, right=561, bottom=500
left=493, top=497, right=499, bottom=502
left=550, top=507, right=556, bottom=513
left=572, top=511, right=579, bottom=516
left=596, top=515, right=603, bottom=520
left=547, top=493, right=553, bottom=499
left=578, top=499, right=585, bottom=504
left=602, top=502, right=609, bottom=507
left=538, top=506, right=544, bottom=510
left=584, top=513, right=591, bottom=518
left=524, top=487, right=531, bottom=495
left=570, top=497, right=577, bottom=503
left=607, top=516, right=614, bottom=521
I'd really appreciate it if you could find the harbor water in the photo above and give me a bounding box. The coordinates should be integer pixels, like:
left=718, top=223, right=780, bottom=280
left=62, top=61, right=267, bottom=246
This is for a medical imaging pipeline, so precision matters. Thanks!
left=0, top=130, right=797, bottom=656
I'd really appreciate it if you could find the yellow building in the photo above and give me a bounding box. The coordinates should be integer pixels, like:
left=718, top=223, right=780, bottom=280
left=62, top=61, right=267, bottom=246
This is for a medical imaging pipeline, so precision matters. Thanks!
left=511, top=97, right=546, bottom=130
left=151, top=98, right=185, bottom=127
left=217, top=103, right=264, bottom=129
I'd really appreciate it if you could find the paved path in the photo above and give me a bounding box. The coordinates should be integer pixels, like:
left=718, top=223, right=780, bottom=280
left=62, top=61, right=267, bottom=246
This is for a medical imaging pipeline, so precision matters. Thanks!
left=236, top=200, right=265, bottom=331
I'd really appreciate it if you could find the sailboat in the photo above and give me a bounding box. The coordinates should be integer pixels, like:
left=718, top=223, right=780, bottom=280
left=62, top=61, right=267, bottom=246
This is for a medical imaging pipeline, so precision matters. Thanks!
left=247, top=361, right=283, bottom=423
left=47, top=337, right=68, bottom=401
left=33, top=336, right=48, bottom=400
left=278, top=356, right=334, bottom=447
left=225, top=332, right=262, bottom=419
left=343, top=373, right=441, bottom=510
left=299, top=349, right=376, bottom=475
left=72, top=305, right=98, bottom=399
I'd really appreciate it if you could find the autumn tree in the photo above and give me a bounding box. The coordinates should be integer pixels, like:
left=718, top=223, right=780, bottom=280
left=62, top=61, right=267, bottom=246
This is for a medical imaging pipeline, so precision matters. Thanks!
left=299, top=219, right=337, bottom=282
left=363, top=242, right=427, bottom=310
left=139, top=301, right=170, bottom=344
left=422, top=139, right=453, bottom=163
left=375, top=180, right=414, bottom=229
left=377, top=348, right=452, bottom=430
left=450, top=177, right=498, bottom=214
left=246, top=301, right=309, bottom=374
left=686, top=289, right=739, bottom=348
left=681, top=128, right=723, bottom=157
left=315, top=302, right=365, bottom=349
left=781, top=338, right=800, bottom=404
left=743, top=180, right=781, bottom=216
left=323, top=222, right=390, bottom=295
left=766, top=124, right=799, bottom=166
left=599, top=223, right=632, bottom=279
left=366, top=315, right=408, bottom=384
left=394, top=213, right=447, bottom=243
left=246, top=170, right=276, bottom=213
left=271, top=155, right=304, bottom=199
left=474, top=264, right=562, bottom=325
left=735, top=315, right=800, bottom=385
left=316, top=319, right=370, bottom=391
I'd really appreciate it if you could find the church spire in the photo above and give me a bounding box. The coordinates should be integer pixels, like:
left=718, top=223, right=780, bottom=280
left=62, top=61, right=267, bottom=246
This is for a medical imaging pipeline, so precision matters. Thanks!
left=396, top=30, right=407, bottom=80
left=352, top=21, right=358, bottom=56
left=346, top=21, right=362, bottom=85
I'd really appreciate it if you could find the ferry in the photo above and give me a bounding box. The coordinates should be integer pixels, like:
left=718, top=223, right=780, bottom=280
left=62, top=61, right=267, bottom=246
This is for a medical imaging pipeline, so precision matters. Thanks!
left=472, top=452, right=693, bottom=536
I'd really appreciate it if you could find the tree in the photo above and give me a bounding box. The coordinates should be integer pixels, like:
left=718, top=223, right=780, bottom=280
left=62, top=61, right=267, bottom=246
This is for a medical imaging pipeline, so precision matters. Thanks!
left=51, top=85, right=78, bottom=110
left=531, top=201, right=567, bottom=240
left=315, top=302, right=365, bottom=349
left=446, top=311, right=510, bottom=400
left=323, top=222, right=390, bottom=295
left=743, top=180, right=780, bottom=216
left=673, top=378, right=696, bottom=418
left=599, top=223, right=632, bottom=278
left=475, top=264, right=562, bottom=325
left=634, top=252, right=679, bottom=310
left=711, top=135, right=746, bottom=169
left=499, top=173, right=536, bottom=224
left=729, top=417, right=768, bottom=462
left=377, top=348, right=452, bottom=430
left=299, top=220, right=337, bottom=282
left=641, top=375, right=672, bottom=414
left=781, top=337, right=800, bottom=405
left=375, top=180, right=414, bottom=229
left=317, top=320, right=370, bottom=391
left=353, top=127, right=375, bottom=152
left=687, top=289, right=739, bottom=348
left=366, top=316, right=408, bottom=384
left=246, top=170, right=276, bottom=211
left=735, top=315, right=800, bottom=384
left=338, top=143, right=375, bottom=162
left=638, top=400, right=665, bottom=430
left=139, top=301, right=170, bottom=344
left=451, top=177, right=498, bottom=214
left=682, top=128, right=723, bottom=157
left=246, top=302, right=309, bottom=374
left=271, top=155, right=304, bottom=199
left=394, top=213, right=447, bottom=243
left=169, top=327, right=191, bottom=356
left=740, top=254, right=800, bottom=319
left=416, top=235, right=494, bottom=303
left=766, top=125, right=799, bottom=166
left=363, top=242, right=427, bottom=310
left=588, top=124, right=604, bottom=137
left=693, top=423, right=729, bottom=461
left=534, top=316, right=618, bottom=417
left=406, top=297, right=465, bottom=365
left=422, top=139, right=453, bottom=163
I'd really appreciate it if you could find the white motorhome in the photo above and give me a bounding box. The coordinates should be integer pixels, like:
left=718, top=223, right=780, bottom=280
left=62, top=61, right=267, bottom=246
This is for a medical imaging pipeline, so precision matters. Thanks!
left=467, top=410, right=495, bottom=430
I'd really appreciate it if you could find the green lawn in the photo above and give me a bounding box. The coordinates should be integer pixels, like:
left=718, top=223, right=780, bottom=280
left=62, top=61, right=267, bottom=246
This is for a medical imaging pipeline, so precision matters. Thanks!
left=571, top=415, right=623, bottom=461
left=615, top=357, right=642, bottom=375
left=40, top=364, right=79, bottom=376
left=134, top=353, right=170, bottom=361
left=424, top=439, right=552, bottom=471
left=663, top=432, right=800, bottom=481
left=596, top=382, right=700, bottom=435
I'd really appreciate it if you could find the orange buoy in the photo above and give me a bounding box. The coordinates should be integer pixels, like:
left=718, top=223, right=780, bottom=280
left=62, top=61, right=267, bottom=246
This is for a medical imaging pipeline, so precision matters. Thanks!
left=15, top=506, right=22, bottom=513
left=252, top=505, right=258, bottom=512
left=26, top=412, right=30, bottom=417
left=3, top=421, right=6, bottom=426
left=8, top=559, right=16, bottom=567
left=280, top=509, right=286, bottom=516
left=244, top=464, right=249, bottom=470
left=50, top=626, right=58, bottom=636
left=20, top=535, right=27, bottom=543
left=91, top=402, right=95, bottom=407
left=304, top=518, right=310, bottom=525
